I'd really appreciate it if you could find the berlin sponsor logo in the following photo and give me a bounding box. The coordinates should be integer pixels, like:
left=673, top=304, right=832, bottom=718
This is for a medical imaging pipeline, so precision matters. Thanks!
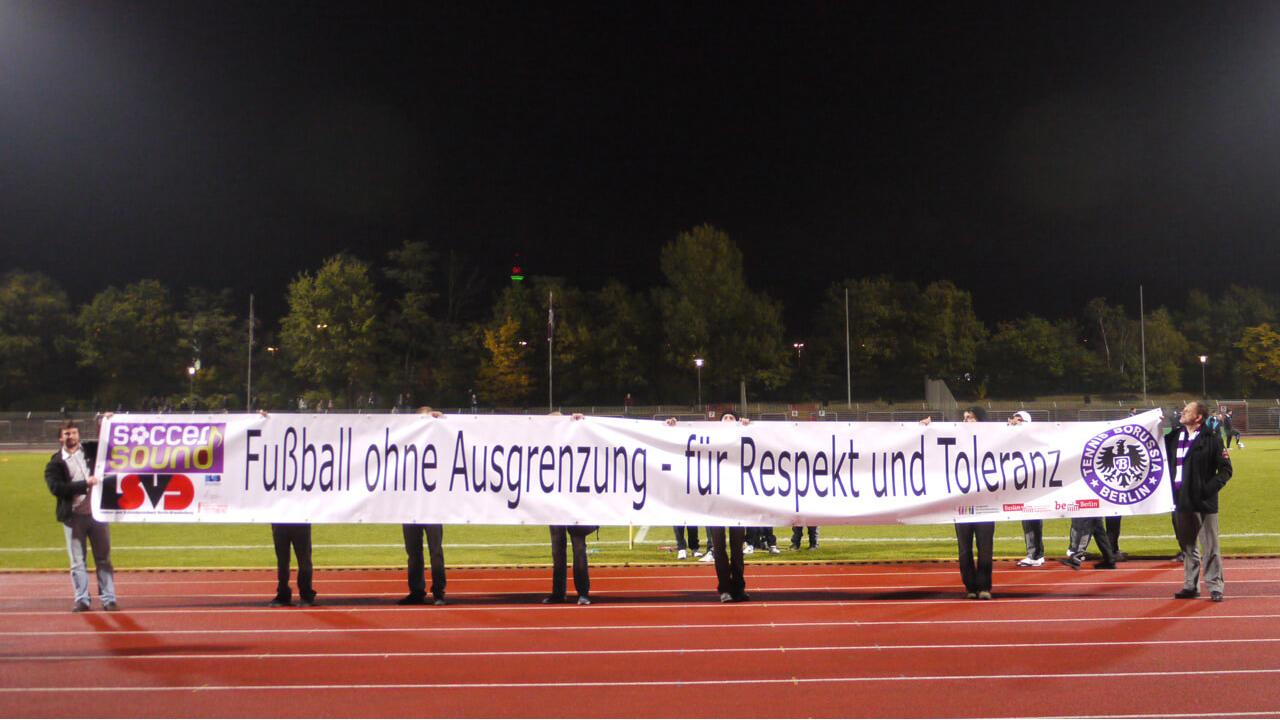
left=1002, top=503, right=1024, bottom=512
left=1079, top=423, right=1165, bottom=505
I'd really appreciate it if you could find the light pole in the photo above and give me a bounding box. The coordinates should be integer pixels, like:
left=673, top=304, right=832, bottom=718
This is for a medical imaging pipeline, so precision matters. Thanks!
left=694, top=357, right=704, bottom=410
left=1199, top=355, right=1208, bottom=398
left=187, top=365, right=196, bottom=399
left=792, top=342, right=805, bottom=361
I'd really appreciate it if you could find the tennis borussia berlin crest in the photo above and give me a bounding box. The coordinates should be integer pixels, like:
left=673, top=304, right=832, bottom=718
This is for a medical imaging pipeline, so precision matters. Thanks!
left=1079, top=423, right=1165, bottom=505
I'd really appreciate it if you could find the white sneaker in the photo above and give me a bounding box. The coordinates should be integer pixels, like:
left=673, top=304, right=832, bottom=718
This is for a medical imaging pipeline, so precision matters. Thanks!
left=743, top=543, right=754, bottom=555
left=768, top=545, right=781, bottom=555
left=700, top=550, right=716, bottom=563
left=1239, top=441, right=1245, bottom=448
left=719, top=592, right=733, bottom=603
left=1016, top=556, right=1044, bottom=567
left=677, top=549, right=688, bottom=560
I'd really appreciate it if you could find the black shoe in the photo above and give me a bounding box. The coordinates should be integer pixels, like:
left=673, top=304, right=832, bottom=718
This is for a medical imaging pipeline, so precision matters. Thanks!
left=1172, top=552, right=1185, bottom=563
left=432, top=597, right=447, bottom=606
left=789, top=543, right=801, bottom=551
left=396, top=594, right=427, bottom=606
left=1174, top=589, right=1199, bottom=599
left=1093, top=561, right=1117, bottom=569
left=72, top=600, right=90, bottom=613
left=731, top=592, right=751, bottom=602
left=297, top=597, right=317, bottom=607
left=269, top=596, right=293, bottom=607
left=808, top=543, right=819, bottom=550
left=1211, top=591, right=1224, bottom=602
left=1113, top=551, right=1129, bottom=562
left=542, top=595, right=567, bottom=604
left=1058, top=557, right=1081, bottom=571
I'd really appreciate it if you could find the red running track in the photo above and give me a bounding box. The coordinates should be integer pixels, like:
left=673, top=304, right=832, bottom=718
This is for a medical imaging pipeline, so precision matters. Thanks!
left=2, top=559, right=1280, bottom=717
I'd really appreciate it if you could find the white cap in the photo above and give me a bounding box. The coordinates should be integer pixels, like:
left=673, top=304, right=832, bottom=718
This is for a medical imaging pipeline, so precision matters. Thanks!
left=1014, top=411, right=1032, bottom=423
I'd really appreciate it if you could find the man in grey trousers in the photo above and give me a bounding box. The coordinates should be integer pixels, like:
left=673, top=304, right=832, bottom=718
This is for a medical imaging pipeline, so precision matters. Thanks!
left=1166, top=401, right=1232, bottom=602
left=44, top=418, right=117, bottom=612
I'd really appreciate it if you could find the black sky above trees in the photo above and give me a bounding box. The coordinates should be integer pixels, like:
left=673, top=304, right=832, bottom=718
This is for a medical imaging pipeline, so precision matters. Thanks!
left=2, top=1, right=1277, bottom=331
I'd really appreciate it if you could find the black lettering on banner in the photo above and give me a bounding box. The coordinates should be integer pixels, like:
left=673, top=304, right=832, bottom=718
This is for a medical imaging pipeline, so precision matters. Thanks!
left=245, top=429, right=261, bottom=491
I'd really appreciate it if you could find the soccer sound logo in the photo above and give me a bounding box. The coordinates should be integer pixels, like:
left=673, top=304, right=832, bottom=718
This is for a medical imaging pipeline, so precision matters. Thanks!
left=98, top=422, right=224, bottom=514
left=1079, top=424, right=1165, bottom=505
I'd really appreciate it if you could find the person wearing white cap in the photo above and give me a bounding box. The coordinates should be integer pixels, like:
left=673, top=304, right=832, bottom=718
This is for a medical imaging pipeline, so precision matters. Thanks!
left=1009, top=411, right=1045, bottom=568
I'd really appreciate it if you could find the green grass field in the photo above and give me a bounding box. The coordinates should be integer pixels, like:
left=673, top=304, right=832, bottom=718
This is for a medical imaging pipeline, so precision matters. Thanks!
left=3, top=438, right=1276, bottom=569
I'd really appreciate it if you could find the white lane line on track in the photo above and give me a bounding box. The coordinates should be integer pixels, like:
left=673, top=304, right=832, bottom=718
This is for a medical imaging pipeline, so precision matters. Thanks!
left=6, top=592, right=1280, bottom=617
left=5, top=613, right=1280, bottom=637
left=6, top=564, right=1280, bottom=586
left=6, top=577, right=1280, bottom=601
left=3, top=667, right=1280, bottom=692
left=9, top=637, right=1280, bottom=662
left=1, top=532, right=1277, bottom=552
left=1058, top=713, right=1280, bottom=719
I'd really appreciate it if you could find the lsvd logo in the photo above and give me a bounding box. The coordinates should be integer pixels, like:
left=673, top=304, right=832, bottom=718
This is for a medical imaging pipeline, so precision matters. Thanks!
left=100, top=474, right=195, bottom=511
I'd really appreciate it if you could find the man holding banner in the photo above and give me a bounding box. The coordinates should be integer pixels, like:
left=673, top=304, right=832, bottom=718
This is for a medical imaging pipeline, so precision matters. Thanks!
left=401, top=408, right=448, bottom=606
left=1168, top=401, right=1232, bottom=602
left=45, top=417, right=118, bottom=613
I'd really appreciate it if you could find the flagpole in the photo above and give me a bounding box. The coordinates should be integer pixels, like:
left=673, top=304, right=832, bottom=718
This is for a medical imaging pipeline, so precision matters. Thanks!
left=246, top=293, right=254, bottom=411
left=1139, top=285, right=1147, bottom=404
left=548, top=290, right=554, bottom=413
left=845, top=286, right=852, bottom=409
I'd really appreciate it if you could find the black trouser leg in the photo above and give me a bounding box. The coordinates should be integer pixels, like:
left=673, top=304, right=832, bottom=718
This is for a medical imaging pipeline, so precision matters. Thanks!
left=672, top=526, right=688, bottom=552
left=402, top=524, right=426, bottom=598
left=1105, top=516, right=1122, bottom=554
left=955, top=523, right=977, bottom=593
left=271, top=524, right=292, bottom=599
left=568, top=527, right=591, bottom=598
left=293, top=525, right=314, bottom=600
left=549, top=525, right=568, bottom=599
left=712, top=527, right=746, bottom=595
left=807, top=526, right=818, bottom=547
left=425, top=524, right=446, bottom=600
left=790, top=526, right=802, bottom=547
left=974, top=522, right=995, bottom=592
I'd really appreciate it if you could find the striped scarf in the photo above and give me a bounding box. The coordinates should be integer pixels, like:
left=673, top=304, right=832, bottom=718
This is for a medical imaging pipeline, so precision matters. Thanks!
left=1174, top=428, right=1199, bottom=491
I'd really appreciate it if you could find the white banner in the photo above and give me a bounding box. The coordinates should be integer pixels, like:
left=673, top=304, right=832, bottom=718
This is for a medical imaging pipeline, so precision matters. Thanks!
left=92, top=410, right=1171, bottom=526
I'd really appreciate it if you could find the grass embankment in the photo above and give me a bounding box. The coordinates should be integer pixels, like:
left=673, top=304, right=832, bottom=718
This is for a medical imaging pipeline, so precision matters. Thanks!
left=2, top=439, right=1275, bottom=569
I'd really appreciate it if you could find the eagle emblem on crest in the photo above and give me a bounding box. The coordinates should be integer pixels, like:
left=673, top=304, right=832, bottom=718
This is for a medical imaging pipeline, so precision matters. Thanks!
left=1095, top=438, right=1147, bottom=489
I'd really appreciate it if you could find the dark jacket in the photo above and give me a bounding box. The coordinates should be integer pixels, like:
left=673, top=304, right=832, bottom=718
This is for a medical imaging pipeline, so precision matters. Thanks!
left=1164, top=427, right=1231, bottom=514
left=44, top=440, right=98, bottom=524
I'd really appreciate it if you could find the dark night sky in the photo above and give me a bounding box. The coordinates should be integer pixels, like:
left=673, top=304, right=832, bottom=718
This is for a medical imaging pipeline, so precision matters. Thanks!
left=2, top=2, right=1278, bottom=331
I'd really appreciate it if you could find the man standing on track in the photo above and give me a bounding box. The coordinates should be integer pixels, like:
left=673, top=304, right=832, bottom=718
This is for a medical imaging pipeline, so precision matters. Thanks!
left=44, top=416, right=118, bottom=613
left=1009, top=411, right=1045, bottom=568
left=922, top=407, right=996, bottom=599
left=545, top=413, right=595, bottom=605
left=1168, top=401, right=1232, bottom=602
left=400, top=407, right=448, bottom=606
left=666, top=413, right=752, bottom=602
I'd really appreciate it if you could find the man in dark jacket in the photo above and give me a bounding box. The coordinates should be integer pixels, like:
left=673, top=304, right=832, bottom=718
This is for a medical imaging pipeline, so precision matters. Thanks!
left=44, top=418, right=117, bottom=612
left=1166, top=401, right=1232, bottom=602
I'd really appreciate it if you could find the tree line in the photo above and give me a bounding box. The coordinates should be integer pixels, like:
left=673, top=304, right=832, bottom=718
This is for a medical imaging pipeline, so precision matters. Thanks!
left=4, top=224, right=1280, bottom=411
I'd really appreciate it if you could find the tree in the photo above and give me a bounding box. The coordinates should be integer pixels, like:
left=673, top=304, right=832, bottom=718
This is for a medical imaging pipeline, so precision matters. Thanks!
left=279, top=255, right=381, bottom=407
left=477, top=315, right=533, bottom=405
left=981, top=316, right=1069, bottom=396
left=911, top=280, right=986, bottom=383
left=0, top=271, right=76, bottom=408
left=77, top=280, right=182, bottom=407
left=654, top=225, right=790, bottom=401
left=1237, top=324, right=1280, bottom=393
left=384, top=240, right=441, bottom=405
left=179, top=288, right=241, bottom=406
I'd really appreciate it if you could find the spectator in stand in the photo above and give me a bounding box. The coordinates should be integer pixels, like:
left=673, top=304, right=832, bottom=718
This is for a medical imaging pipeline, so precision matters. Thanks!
left=45, top=416, right=118, bottom=612
left=1008, top=411, right=1045, bottom=568
left=1169, top=401, right=1233, bottom=602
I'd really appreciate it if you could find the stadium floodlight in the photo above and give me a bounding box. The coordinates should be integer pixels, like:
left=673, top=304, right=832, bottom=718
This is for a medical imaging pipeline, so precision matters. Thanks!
left=1199, top=355, right=1208, bottom=398
left=693, top=357, right=704, bottom=409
